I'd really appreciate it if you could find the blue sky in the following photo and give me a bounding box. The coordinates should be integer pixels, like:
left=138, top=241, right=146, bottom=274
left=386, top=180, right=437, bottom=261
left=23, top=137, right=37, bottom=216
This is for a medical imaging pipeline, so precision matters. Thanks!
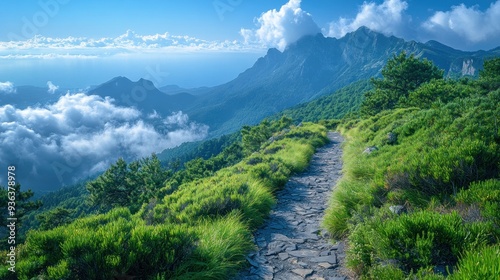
left=1, top=0, right=500, bottom=87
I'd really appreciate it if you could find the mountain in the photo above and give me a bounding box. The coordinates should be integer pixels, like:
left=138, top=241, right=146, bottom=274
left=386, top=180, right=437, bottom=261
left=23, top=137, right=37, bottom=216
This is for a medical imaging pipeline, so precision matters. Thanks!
left=180, top=27, right=500, bottom=136
left=88, top=76, right=196, bottom=113
left=83, top=27, right=500, bottom=138
left=159, top=84, right=212, bottom=96
left=0, top=85, right=64, bottom=108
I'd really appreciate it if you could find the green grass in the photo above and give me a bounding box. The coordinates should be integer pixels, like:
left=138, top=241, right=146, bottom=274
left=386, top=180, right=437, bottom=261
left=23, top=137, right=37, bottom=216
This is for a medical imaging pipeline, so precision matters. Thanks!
left=323, top=90, right=500, bottom=278
left=3, top=122, right=329, bottom=279
left=450, top=244, right=500, bottom=280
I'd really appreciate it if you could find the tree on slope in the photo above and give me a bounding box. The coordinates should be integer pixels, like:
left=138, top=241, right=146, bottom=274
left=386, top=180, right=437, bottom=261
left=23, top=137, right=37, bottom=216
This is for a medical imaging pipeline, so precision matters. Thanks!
left=360, top=52, right=444, bottom=115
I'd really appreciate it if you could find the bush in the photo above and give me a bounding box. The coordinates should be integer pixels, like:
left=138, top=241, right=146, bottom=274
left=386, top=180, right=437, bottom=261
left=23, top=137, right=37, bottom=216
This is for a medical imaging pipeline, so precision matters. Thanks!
left=347, top=210, right=492, bottom=276
left=16, top=208, right=197, bottom=279
left=456, top=179, right=500, bottom=237
left=173, top=213, right=253, bottom=279
left=450, top=244, right=500, bottom=280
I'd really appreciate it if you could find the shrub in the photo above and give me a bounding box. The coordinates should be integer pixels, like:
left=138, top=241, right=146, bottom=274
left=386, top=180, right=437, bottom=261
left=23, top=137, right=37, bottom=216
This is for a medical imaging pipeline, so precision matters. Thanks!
left=16, top=208, right=197, bottom=279
left=173, top=213, right=253, bottom=279
left=450, top=244, right=500, bottom=280
left=347, top=211, right=492, bottom=276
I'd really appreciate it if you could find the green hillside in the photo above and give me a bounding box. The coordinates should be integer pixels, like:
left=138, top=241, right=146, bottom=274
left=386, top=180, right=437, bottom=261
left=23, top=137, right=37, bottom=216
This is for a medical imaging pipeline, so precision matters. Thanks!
left=0, top=118, right=329, bottom=279
left=2, top=53, right=498, bottom=280
left=322, top=55, right=500, bottom=279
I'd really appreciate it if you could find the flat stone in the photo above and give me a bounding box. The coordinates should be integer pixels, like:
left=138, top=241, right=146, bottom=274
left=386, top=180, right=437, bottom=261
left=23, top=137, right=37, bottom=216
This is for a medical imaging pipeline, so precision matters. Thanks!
left=330, top=243, right=340, bottom=250
left=252, top=265, right=273, bottom=280
left=246, top=256, right=259, bottom=267
left=272, top=233, right=290, bottom=241
left=298, top=261, right=308, bottom=267
left=292, top=269, right=314, bottom=278
left=288, top=249, right=320, bottom=258
left=318, top=262, right=336, bottom=269
left=310, top=255, right=337, bottom=264
left=266, top=241, right=286, bottom=256
left=278, top=252, right=289, bottom=261
left=284, top=244, right=298, bottom=251
left=269, top=223, right=285, bottom=230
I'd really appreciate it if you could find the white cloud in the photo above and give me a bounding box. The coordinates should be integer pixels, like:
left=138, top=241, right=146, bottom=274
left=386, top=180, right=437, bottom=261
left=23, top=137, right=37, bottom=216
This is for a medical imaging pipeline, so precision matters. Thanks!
left=47, top=81, right=59, bottom=94
left=0, top=93, right=208, bottom=190
left=326, top=0, right=409, bottom=38
left=240, top=0, right=321, bottom=51
left=422, top=1, right=500, bottom=50
left=0, top=31, right=260, bottom=59
left=164, top=111, right=189, bottom=126
left=0, top=53, right=100, bottom=60
left=0, top=81, right=16, bottom=94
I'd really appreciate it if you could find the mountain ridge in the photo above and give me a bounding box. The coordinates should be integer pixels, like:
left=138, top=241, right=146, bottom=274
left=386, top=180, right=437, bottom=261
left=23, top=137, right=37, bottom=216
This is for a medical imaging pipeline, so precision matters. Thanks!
left=7, top=27, right=499, bottom=137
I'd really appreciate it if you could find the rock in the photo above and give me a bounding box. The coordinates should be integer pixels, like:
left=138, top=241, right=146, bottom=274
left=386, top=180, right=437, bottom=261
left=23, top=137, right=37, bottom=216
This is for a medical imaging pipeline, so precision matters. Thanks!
left=246, top=256, right=259, bottom=267
left=310, top=255, right=337, bottom=264
left=389, top=205, right=406, bottom=215
left=288, top=249, right=320, bottom=258
left=387, top=132, right=397, bottom=145
left=433, top=265, right=453, bottom=276
left=318, top=262, right=336, bottom=269
left=266, top=241, right=286, bottom=256
left=271, top=233, right=290, bottom=241
left=363, top=146, right=378, bottom=154
left=284, top=244, right=298, bottom=251
left=252, top=265, right=274, bottom=280
left=291, top=269, right=314, bottom=278
left=235, top=133, right=349, bottom=280
left=278, top=252, right=289, bottom=261
left=298, top=261, right=308, bottom=267
left=269, top=223, right=285, bottom=230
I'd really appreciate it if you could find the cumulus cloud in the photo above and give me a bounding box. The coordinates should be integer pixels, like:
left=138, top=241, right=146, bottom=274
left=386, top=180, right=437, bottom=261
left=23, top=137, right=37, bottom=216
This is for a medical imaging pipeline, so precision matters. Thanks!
left=422, top=1, right=500, bottom=50
left=326, top=0, right=409, bottom=39
left=0, top=81, right=16, bottom=94
left=240, top=0, right=321, bottom=51
left=47, top=81, right=59, bottom=94
left=0, top=93, right=208, bottom=192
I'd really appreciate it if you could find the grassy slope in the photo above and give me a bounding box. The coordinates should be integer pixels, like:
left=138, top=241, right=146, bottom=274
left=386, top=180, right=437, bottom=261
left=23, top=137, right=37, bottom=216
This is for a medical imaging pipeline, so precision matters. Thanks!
left=323, top=89, right=500, bottom=279
left=1, top=123, right=328, bottom=280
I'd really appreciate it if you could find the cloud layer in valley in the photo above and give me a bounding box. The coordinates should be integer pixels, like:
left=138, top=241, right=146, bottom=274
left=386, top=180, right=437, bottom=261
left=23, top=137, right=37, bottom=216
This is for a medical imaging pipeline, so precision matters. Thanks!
left=0, top=81, right=16, bottom=94
left=47, top=81, right=59, bottom=94
left=240, top=0, right=320, bottom=51
left=0, top=93, right=208, bottom=192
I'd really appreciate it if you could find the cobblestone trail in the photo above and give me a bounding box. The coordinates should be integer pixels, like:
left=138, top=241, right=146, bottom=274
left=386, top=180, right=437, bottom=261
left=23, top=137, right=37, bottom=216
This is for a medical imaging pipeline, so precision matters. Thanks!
left=235, top=132, right=350, bottom=280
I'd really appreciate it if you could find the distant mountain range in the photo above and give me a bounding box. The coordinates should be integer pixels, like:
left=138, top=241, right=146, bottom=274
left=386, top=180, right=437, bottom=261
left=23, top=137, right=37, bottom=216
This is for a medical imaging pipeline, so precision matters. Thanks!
left=4, top=27, right=500, bottom=137
left=86, top=27, right=500, bottom=137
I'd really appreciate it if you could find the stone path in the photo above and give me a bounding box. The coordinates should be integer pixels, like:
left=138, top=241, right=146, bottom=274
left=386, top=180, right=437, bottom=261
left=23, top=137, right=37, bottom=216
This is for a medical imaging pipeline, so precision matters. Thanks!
left=235, top=132, right=349, bottom=280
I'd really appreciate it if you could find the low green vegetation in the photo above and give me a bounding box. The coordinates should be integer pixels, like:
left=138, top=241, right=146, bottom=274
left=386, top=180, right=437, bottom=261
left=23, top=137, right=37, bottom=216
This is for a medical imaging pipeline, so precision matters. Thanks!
left=276, top=79, right=371, bottom=122
left=0, top=118, right=328, bottom=279
left=2, top=52, right=498, bottom=279
left=323, top=54, right=500, bottom=279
